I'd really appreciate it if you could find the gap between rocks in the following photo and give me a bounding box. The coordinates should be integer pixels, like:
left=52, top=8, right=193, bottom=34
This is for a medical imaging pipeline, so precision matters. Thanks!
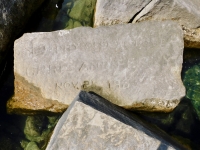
left=129, top=0, right=158, bottom=23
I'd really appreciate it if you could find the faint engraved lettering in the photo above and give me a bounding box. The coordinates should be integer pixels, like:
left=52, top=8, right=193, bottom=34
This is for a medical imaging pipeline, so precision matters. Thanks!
left=26, top=67, right=38, bottom=76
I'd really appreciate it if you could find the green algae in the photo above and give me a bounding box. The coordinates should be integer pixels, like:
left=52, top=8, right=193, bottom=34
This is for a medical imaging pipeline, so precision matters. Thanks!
left=54, top=0, right=97, bottom=30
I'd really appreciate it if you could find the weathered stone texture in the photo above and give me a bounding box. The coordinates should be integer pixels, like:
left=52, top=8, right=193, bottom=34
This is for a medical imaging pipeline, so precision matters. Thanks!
left=12, top=21, right=185, bottom=113
left=94, top=0, right=200, bottom=48
left=46, top=91, right=185, bottom=150
left=134, top=0, right=200, bottom=29
left=0, top=0, right=45, bottom=63
left=94, top=0, right=151, bottom=27
left=183, top=27, right=200, bottom=49
left=7, top=74, right=67, bottom=115
left=94, top=0, right=200, bottom=29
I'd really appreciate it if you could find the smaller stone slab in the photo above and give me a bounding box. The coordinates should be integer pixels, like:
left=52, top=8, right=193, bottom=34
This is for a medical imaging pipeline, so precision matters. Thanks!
left=46, top=91, right=187, bottom=150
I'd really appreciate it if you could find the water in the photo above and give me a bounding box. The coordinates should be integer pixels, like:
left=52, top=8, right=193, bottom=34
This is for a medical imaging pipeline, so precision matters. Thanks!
left=0, top=0, right=200, bottom=149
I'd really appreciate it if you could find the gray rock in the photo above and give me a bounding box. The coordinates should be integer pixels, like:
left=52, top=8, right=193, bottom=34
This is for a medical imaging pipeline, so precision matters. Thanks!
left=134, top=0, right=200, bottom=29
left=46, top=91, right=187, bottom=150
left=94, top=0, right=200, bottom=29
left=0, top=0, right=45, bottom=63
left=94, top=0, right=200, bottom=48
left=12, top=21, right=185, bottom=113
left=94, top=0, right=152, bottom=27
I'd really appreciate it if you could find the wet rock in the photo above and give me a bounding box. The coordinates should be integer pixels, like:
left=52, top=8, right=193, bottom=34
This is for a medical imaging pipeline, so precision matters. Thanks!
left=46, top=91, right=187, bottom=150
left=24, top=116, right=46, bottom=142
left=25, top=142, right=40, bottom=150
left=23, top=115, right=61, bottom=150
left=136, top=98, right=200, bottom=149
left=183, top=63, right=200, bottom=120
left=94, top=0, right=152, bottom=27
left=53, top=0, right=96, bottom=30
left=10, top=21, right=185, bottom=113
left=32, top=0, right=63, bottom=32
left=0, top=0, right=45, bottom=64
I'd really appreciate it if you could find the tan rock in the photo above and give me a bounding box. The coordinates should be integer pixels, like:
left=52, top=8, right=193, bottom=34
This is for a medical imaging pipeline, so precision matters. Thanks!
left=183, top=27, right=200, bottom=49
left=7, top=73, right=67, bottom=115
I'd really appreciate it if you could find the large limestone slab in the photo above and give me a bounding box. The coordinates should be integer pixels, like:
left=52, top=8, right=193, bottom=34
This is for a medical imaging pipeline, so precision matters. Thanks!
left=94, top=0, right=152, bottom=27
left=10, top=21, right=185, bottom=114
left=46, top=91, right=187, bottom=150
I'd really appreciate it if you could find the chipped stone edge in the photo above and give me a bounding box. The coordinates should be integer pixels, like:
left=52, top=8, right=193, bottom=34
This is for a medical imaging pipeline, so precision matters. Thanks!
left=46, top=94, right=78, bottom=150
left=7, top=73, right=68, bottom=115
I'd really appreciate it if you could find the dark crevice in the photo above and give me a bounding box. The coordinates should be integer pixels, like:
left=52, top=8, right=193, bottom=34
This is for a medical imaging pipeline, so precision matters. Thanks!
left=128, top=0, right=152, bottom=23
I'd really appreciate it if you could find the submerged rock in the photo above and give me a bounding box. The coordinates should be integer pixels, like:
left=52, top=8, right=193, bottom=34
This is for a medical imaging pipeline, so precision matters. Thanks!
left=53, top=0, right=96, bottom=30
left=0, top=0, right=45, bottom=64
left=46, top=91, right=187, bottom=150
left=136, top=98, right=200, bottom=149
left=183, top=63, right=200, bottom=120
left=10, top=21, right=185, bottom=114
left=22, top=115, right=61, bottom=150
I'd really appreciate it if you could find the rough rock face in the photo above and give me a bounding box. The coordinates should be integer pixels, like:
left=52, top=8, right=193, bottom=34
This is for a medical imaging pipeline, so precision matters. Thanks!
left=94, top=0, right=152, bottom=27
left=46, top=91, right=187, bottom=150
left=7, top=73, right=68, bottom=115
left=133, top=0, right=200, bottom=29
left=0, top=0, right=45, bottom=63
left=183, top=27, right=200, bottom=49
left=10, top=21, right=185, bottom=113
left=94, top=0, right=200, bottom=29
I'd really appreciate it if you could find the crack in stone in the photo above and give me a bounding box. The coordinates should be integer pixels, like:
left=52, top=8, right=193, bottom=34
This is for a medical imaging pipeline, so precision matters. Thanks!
left=131, top=0, right=159, bottom=23
left=128, top=0, right=153, bottom=23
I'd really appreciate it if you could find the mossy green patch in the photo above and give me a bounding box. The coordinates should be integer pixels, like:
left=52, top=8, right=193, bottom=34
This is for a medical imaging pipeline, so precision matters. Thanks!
left=183, top=64, right=200, bottom=119
left=54, top=0, right=97, bottom=30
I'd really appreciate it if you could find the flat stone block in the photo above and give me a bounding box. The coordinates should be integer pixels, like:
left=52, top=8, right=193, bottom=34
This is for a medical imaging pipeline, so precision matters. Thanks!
left=46, top=91, right=187, bottom=150
left=10, top=21, right=185, bottom=113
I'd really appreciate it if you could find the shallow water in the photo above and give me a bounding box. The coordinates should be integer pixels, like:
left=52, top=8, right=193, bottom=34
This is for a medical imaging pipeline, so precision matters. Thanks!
left=0, top=0, right=200, bottom=149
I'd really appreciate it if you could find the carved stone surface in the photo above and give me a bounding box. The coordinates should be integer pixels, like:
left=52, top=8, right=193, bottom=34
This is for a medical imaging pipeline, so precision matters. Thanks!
left=94, top=0, right=151, bottom=27
left=46, top=91, right=186, bottom=150
left=12, top=21, right=185, bottom=113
